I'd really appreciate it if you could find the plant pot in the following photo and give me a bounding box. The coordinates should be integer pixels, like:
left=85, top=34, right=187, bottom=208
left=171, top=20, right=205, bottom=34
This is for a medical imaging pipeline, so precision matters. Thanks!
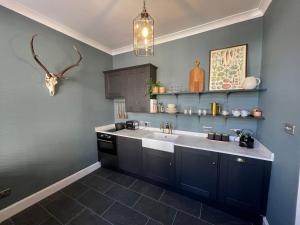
left=152, top=86, right=159, bottom=94
left=159, top=86, right=166, bottom=94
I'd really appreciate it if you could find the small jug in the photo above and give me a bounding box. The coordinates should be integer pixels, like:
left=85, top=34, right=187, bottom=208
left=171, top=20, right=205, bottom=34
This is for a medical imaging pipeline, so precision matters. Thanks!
left=242, top=76, right=261, bottom=90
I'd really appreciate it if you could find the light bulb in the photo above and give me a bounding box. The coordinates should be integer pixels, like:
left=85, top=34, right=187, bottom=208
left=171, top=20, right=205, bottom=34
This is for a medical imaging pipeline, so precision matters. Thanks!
left=142, top=27, right=149, bottom=37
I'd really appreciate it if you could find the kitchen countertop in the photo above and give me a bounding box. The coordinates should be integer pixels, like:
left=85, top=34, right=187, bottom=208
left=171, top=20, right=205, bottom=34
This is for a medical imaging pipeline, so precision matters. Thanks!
left=95, top=124, right=274, bottom=161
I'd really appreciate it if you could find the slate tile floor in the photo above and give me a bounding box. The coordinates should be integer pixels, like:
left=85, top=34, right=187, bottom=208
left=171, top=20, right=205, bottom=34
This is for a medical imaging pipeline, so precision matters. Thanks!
left=1, top=168, right=253, bottom=225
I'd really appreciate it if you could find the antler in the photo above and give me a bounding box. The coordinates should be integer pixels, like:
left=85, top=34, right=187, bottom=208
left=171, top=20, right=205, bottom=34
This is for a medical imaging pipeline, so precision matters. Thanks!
left=30, top=34, right=51, bottom=77
left=59, top=46, right=82, bottom=77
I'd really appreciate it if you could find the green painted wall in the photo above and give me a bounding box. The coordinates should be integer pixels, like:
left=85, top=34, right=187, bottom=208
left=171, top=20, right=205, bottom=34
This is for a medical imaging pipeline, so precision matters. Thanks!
left=0, top=6, right=113, bottom=209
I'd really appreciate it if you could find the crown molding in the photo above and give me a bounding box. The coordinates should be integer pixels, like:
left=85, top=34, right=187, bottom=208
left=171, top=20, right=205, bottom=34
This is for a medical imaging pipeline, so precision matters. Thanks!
left=1, top=0, right=272, bottom=56
left=111, top=8, right=265, bottom=55
left=258, top=0, right=272, bottom=15
left=0, top=0, right=113, bottom=54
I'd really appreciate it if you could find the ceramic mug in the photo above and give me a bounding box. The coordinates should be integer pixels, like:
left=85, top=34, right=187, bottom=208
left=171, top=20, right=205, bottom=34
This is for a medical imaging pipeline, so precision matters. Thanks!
left=241, top=110, right=250, bottom=117
left=242, top=77, right=261, bottom=90
left=221, top=110, right=230, bottom=116
left=232, top=109, right=241, bottom=117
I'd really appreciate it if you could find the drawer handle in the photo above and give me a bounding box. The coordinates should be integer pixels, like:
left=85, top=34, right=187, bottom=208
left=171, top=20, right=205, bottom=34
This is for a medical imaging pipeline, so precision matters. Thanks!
left=211, top=162, right=216, bottom=165
left=170, top=162, right=172, bottom=166
left=236, top=158, right=245, bottom=163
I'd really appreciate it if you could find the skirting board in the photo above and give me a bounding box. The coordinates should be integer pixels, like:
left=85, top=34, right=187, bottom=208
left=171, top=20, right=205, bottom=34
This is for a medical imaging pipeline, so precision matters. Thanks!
left=263, top=216, right=270, bottom=225
left=0, top=162, right=101, bottom=223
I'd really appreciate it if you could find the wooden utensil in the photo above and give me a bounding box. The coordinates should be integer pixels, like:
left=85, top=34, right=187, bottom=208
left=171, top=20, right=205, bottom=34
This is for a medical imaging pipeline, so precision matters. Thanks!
left=189, top=59, right=205, bottom=92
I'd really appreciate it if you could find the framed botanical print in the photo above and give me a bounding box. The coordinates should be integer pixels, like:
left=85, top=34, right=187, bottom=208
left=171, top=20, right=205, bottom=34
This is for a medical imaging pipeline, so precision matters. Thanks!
left=209, top=44, right=248, bottom=91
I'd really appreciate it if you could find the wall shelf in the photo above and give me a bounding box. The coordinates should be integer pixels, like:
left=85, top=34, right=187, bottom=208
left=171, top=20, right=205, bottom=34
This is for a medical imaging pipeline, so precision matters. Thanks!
left=153, top=88, right=267, bottom=96
left=144, top=112, right=265, bottom=120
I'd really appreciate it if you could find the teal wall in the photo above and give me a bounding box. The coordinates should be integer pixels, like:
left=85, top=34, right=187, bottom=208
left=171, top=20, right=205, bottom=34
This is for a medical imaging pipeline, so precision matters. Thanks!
left=113, top=18, right=263, bottom=134
left=257, top=0, right=300, bottom=224
left=0, top=6, right=113, bottom=209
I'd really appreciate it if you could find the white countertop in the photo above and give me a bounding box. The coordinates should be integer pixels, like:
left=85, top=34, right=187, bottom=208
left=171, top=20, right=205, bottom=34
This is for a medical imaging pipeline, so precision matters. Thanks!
left=95, top=124, right=274, bottom=161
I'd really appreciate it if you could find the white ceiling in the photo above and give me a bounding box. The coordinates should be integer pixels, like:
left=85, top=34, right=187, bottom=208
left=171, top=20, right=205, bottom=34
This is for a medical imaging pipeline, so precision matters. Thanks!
left=1, top=0, right=271, bottom=55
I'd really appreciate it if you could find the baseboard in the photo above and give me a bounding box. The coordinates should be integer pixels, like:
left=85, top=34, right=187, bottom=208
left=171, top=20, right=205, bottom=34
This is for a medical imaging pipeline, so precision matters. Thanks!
left=263, top=216, right=270, bottom=225
left=0, top=162, right=101, bottom=222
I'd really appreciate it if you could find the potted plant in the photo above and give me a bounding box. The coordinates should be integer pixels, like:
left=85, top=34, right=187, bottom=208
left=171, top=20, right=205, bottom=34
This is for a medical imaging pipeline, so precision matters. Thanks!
left=146, top=79, right=161, bottom=97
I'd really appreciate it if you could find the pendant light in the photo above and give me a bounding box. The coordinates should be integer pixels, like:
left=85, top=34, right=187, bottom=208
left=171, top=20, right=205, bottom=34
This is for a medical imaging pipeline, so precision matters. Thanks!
left=133, top=0, right=154, bottom=56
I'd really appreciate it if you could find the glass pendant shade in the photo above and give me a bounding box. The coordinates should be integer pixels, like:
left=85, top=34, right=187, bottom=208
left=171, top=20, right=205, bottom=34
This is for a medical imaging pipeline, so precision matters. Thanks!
left=133, top=1, right=154, bottom=56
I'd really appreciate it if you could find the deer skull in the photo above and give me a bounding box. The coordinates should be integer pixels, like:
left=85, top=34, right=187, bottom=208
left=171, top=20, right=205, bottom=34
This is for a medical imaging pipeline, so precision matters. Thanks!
left=30, top=34, right=82, bottom=96
left=45, top=74, right=58, bottom=96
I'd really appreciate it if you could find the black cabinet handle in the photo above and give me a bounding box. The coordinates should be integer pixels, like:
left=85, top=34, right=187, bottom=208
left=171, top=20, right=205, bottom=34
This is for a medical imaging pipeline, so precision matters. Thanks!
left=98, top=139, right=113, bottom=144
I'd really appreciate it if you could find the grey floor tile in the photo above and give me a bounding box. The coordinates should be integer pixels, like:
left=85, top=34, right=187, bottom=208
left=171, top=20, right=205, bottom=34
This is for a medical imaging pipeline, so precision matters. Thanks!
left=78, top=189, right=114, bottom=215
left=105, top=185, right=140, bottom=207
left=39, top=192, right=65, bottom=207
left=11, top=204, right=50, bottom=225
left=173, top=212, right=210, bottom=225
left=201, top=205, right=247, bottom=225
left=0, top=220, right=14, bottom=225
left=69, top=210, right=111, bottom=225
left=40, top=217, right=62, bottom=225
left=84, top=175, right=115, bottom=193
left=134, top=196, right=177, bottom=225
left=160, top=191, right=202, bottom=217
left=130, top=180, right=164, bottom=200
left=107, top=172, right=136, bottom=187
left=44, top=193, right=84, bottom=224
left=219, top=222, right=253, bottom=225
left=62, top=182, right=89, bottom=199
left=146, top=219, right=162, bottom=225
left=103, top=202, right=148, bottom=225
left=94, top=168, right=114, bottom=178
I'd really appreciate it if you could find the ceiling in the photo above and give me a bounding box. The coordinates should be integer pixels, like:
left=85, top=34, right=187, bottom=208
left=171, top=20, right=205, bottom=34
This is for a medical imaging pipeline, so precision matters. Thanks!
left=1, top=0, right=271, bottom=55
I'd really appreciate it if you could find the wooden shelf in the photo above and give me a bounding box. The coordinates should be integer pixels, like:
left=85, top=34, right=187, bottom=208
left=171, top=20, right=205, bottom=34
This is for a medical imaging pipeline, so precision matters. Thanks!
left=153, top=88, right=267, bottom=96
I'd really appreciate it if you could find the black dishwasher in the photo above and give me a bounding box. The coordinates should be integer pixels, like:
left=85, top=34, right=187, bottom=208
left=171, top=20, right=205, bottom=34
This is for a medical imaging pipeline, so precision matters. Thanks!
left=97, top=132, right=118, bottom=169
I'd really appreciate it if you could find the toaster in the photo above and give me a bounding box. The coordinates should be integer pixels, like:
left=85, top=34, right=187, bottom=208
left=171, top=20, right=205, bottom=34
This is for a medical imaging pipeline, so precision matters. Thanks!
left=126, top=120, right=139, bottom=130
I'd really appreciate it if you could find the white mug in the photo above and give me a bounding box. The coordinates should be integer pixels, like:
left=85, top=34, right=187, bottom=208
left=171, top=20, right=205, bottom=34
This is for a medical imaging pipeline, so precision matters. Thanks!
left=242, top=77, right=261, bottom=90
left=241, top=110, right=250, bottom=117
left=232, top=109, right=241, bottom=117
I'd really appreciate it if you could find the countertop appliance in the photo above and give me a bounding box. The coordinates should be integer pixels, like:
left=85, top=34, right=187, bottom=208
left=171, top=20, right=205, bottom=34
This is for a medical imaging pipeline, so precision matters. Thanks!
left=239, top=131, right=255, bottom=148
left=97, top=132, right=117, bottom=169
left=126, top=120, right=139, bottom=130
left=115, top=122, right=126, bottom=131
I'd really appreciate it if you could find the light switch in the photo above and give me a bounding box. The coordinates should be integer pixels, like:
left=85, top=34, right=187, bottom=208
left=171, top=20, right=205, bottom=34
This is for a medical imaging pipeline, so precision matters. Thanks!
left=284, top=123, right=296, bottom=135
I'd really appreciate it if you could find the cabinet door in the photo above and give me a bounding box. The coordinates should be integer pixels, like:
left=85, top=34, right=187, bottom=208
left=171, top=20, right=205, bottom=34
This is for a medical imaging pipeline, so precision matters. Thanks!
left=117, top=137, right=142, bottom=176
left=142, top=148, right=175, bottom=186
left=104, top=71, right=124, bottom=99
left=175, top=146, right=218, bottom=200
left=219, top=154, right=270, bottom=214
left=125, top=67, right=149, bottom=112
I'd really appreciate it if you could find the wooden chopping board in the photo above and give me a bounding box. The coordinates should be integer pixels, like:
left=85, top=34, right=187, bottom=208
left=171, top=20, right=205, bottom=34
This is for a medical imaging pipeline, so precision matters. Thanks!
left=189, top=59, right=205, bottom=92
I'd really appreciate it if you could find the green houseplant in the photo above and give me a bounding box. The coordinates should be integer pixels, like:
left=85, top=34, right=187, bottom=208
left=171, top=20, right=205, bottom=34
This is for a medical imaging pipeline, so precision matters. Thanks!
left=146, top=79, right=161, bottom=98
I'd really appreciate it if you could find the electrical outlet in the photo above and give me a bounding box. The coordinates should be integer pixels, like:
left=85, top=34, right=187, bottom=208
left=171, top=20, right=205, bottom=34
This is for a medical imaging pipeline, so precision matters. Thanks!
left=284, top=123, right=296, bottom=135
left=0, top=188, right=11, bottom=199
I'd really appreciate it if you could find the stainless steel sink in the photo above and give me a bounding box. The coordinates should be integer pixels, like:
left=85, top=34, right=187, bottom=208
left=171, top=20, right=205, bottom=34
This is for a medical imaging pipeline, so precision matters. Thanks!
left=142, top=132, right=179, bottom=153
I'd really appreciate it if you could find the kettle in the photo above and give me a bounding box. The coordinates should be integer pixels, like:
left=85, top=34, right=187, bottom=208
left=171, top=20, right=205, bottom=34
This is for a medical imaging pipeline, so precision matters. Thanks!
left=239, top=130, right=255, bottom=148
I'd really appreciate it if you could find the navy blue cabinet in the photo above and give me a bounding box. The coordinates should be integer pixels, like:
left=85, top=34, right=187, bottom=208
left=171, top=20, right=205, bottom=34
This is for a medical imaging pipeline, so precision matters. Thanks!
left=218, top=154, right=271, bottom=215
left=142, top=148, right=175, bottom=186
left=117, top=136, right=142, bottom=176
left=175, top=146, right=218, bottom=200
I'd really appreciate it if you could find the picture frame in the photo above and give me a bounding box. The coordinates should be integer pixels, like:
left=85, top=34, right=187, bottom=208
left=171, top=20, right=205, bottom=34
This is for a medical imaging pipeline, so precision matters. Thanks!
left=209, top=44, right=248, bottom=91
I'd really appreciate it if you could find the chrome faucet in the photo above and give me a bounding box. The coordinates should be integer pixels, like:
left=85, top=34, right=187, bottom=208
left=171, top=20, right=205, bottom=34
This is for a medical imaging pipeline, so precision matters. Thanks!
left=160, top=122, right=174, bottom=134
